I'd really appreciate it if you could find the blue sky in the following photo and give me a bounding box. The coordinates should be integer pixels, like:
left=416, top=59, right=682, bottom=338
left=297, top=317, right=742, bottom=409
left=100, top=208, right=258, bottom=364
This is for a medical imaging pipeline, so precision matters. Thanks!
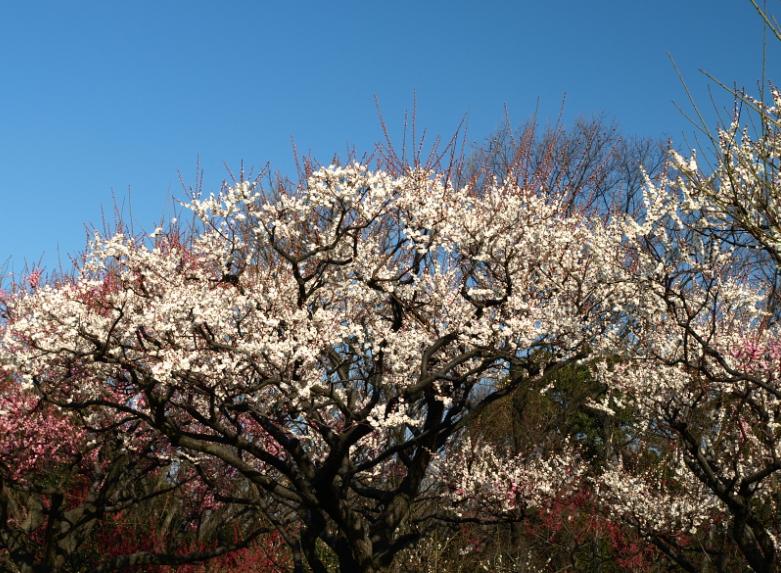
left=0, top=1, right=775, bottom=275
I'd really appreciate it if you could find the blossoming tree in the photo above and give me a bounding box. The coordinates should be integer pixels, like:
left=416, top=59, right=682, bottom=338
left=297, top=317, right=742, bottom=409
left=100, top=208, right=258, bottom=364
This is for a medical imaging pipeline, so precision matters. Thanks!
left=589, top=89, right=781, bottom=572
left=0, top=162, right=623, bottom=571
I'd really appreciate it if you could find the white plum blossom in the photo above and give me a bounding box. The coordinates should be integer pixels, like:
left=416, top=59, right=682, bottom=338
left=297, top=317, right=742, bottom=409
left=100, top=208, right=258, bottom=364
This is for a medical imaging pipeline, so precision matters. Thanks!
left=1, top=163, right=623, bottom=571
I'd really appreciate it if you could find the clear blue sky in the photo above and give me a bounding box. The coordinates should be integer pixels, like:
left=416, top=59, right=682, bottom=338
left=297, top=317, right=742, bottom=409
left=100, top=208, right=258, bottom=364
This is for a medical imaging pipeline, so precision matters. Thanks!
left=0, top=1, right=775, bottom=275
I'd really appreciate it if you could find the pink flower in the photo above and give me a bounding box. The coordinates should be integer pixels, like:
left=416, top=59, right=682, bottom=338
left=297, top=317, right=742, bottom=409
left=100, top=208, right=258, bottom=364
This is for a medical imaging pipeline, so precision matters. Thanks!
left=27, top=269, right=42, bottom=290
